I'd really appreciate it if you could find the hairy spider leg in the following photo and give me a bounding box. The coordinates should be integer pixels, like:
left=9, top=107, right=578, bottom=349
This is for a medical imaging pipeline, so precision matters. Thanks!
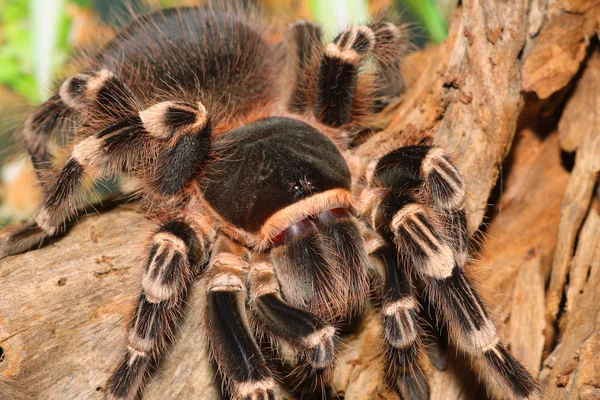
left=248, top=257, right=336, bottom=371
left=370, top=143, right=542, bottom=400
left=282, top=20, right=407, bottom=127
left=106, top=219, right=206, bottom=399
left=204, top=251, right=277, bottom=400
left=369, top=20, right=409, bottom=110
left=204, top=239, right=342, bottom=400
left=370, top=243, right=430, bottom=400
left=22, top=94, right=74, bottom=183
left=0, top=70, right=211, bottom=257
left=282, top=20, right=323, bottom=114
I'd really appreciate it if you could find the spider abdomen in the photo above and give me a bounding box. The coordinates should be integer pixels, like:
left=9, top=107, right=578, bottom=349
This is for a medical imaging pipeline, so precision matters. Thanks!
left=98, top=8, right=277, bottom=110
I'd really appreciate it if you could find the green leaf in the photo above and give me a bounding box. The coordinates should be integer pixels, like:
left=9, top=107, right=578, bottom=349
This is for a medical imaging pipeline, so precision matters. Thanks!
left=397, top=0, right=448, bottom=43
left=308, top=0, right=369, bottom=38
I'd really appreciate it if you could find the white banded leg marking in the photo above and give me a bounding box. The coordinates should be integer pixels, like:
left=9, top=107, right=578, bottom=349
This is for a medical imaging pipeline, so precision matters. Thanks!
left=142, top=231, right=190, bottom=304
left=208, top=253, right=248, bottom=292
left=34, top=208, right=60, bottom=235
left=324, top=42, right=360, bottom=64
left=335, top=26, right=376, bottom=54
left=422, top=147, right=466, bottom=211
left=126, top=346, right=149, bottom=362
left=391, top=204, right=455, bottom=279
left=236, top=379, right=276, bottom=399
left=58, top=70, right=116, bottom=109
left=86, top=69, right=115, bottom=98
left=382, top=296, right=418, bottom=316
left=383, top=297, right=419, bottom=349
left=325, top=26, right=376, bottom=66
left=453, top=306, right=498, bottom=353
left=442, top=278, right=499, bottom=353
left=140, top=101, right=208, bottom=140
left=303, top=325, right=336, bottom=348
left=127, top=332, right=154, bottom=354
left=71, top=136, right=104, bottom=175
left=58, top=73, right=92, bottom=109
left=248, top=261, right=279, bottom=300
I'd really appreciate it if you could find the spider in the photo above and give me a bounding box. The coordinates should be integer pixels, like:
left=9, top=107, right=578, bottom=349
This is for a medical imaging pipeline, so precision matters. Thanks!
left=1, top=5, right=541, bottom=400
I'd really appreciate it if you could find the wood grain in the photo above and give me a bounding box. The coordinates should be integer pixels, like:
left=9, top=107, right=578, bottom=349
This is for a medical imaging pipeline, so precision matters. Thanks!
left=546, top=52, right=600, bottom=326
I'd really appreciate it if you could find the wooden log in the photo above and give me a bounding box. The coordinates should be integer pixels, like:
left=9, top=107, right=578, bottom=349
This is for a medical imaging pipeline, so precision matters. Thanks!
left=2, top=0, right=600, bottom=399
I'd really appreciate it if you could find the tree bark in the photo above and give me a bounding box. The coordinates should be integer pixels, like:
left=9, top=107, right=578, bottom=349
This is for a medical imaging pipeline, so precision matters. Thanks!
left=1, top=0, right=600, bottom=399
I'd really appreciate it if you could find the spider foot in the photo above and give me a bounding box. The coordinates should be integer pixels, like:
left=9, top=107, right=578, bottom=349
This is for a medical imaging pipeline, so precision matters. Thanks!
left=370, top=245, right=430, bottom=399
left=305, top=327, right=336, bottom=370
left=0, top=221, right=64, bottom=259
left=386, top=344, right=430, bottom=400
left=421, top=147, right=466, bottom=211
left=105, top=349, right=151, bottom=400
left=382, top=297, right=419, bottom=350
left=234, top=379, right=277, bottom=400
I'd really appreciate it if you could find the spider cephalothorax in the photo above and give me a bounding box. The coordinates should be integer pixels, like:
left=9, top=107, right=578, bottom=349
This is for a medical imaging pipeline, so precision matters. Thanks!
left=1, top=5, right=541, bottom=400
left=201, top=116, right=370, bottom=322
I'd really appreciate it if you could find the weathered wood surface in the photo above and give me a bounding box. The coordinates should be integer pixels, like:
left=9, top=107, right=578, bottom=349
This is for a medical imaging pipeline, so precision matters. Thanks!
left=2, top=0, right=600, bottom=399
left=0, top=208, right=221, bottom=399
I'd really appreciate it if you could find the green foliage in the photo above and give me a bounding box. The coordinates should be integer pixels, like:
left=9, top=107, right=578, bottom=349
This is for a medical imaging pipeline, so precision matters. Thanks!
left=0, top=0, right=37, bottom=102
left=309, top=0, right=448, bottom=43
left=308, top=0, right=369, bottom=38
left=0, top=0, right=91, bottom=103
left=397, top=0, right=448, bottom=42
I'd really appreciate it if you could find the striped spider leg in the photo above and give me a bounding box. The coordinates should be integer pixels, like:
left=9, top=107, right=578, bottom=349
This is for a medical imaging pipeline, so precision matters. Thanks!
left=106, top=217, right=209, bottom=398
left=0, top=69, right=211, bottom=258
left=202, top=240, right=338, bottom=400
left=359, top=135, right=542, bottom=400
left=282, top=17, right=408, bottom=130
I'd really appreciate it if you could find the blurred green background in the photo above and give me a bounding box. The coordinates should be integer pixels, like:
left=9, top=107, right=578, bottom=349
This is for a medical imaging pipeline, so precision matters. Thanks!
left=0, top=0, right=455, bottom=225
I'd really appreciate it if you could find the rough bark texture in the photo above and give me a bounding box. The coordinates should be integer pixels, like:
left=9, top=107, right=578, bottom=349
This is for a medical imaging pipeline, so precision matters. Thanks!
left=1, top=0, right=600, bottom=399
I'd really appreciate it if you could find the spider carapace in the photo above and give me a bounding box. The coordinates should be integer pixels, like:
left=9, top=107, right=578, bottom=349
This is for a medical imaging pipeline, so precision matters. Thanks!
left=1, top=5, right=541, bottom=400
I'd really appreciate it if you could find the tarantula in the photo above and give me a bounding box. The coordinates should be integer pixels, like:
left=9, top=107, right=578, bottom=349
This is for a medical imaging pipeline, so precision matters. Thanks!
left=1, top=5, right=541, bottom=400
